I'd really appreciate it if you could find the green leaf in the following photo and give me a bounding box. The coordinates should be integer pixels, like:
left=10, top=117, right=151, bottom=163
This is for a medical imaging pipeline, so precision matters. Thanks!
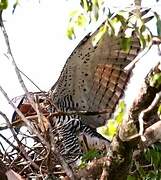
left=75, top=13, right=87, bottom=27
left=97, top=119, right=117, bottom=139
left=115, top=101, right=125, bottom=124
left=66, top=26, right=75, bottom=40
left=0, top=0, right=8, bottom=10
left=97, top=125, right=110, bottom=140
left=144, top=144, right=161, bottom=170
left=158, top=104, right=161, bottom=117
left=140, top=24, right=146, bottom=33
left=97, top=120, right=117, bottom=140
left=81, top=149, right=101, bottom=162
left=139, top=33, right=146, bottom=49
left=92, top=0, right=99, bottom=7
left=12, top=0, right=19, bottom=14
left=114, top=14, right=126, bottom=26
left=150, top=72, right=161, bottom=88
left=106, top=19, right=115, bottom=36
left=156, top=18, right=161, bottom=36
left=107, top=16, right=122, bottom=36
left=106, top=120, right=118, bottom=137
left=80, top=0, right=88, bottom=11
left=97, top=101, right=125, bottom=139
left=80, top=0, right=92, bottom=12
left=138, top=24, right=152, bottom=49
left=127, top=175, right=136, bottom=180
left=107, top=8, right=114, bottom=18
left=138, top=166, right=146, bottom=178
left=120, top=37, right=132, bottom=52
left=92, top=24, right=107, bottom=46
left=154, top=12, right=161, bottom=36
left=78, top=149, right=102, bottom=168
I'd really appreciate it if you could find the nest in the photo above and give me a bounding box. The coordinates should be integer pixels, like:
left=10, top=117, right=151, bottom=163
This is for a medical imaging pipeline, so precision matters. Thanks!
left=0, top=92, right=70, bottom=179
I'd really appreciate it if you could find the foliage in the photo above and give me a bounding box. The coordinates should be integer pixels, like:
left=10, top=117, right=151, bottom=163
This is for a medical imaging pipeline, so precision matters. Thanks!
left=154, top=12, right=161, bottom=36
left=150, top=72, right=161, bottom=88
left=127, top=143, right=161, bottom=180
left=0, top=0, right=8, bottom=10
left=12, top=0, right=19, bottom=14
left=93, top=10, right=152, bottom=49
left=78, top=149, right=103, bottom=168
left=97, top=101, right=125, bottom=140
left=67, top=1, right=154, bottom=50
left=0, top=0, right=19, bottom=13
left=66, top=0, right=106, bottom=39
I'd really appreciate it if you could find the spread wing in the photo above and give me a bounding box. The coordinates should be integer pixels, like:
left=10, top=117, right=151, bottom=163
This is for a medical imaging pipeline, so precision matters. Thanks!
left=50, top=10, right=152, bottom=128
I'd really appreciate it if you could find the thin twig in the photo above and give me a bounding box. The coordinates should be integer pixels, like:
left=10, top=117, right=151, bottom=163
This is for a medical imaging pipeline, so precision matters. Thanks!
left=18, top=68, right=43, bottom=92
left=10, top=109, right=112, bottom=131
left=100, top=165, right=108, bottom=180
left=0, top=134, right=18, bottom=151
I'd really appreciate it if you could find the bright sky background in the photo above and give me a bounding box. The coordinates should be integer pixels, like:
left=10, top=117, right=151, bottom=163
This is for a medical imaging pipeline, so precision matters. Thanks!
left=0, top=0, right=161, bottom=121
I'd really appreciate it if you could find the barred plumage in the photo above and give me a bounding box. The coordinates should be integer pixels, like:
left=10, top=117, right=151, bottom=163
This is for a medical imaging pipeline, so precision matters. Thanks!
left=12, top=96, right=110, bottom=164
left=50, top=115, right=110, bottom=163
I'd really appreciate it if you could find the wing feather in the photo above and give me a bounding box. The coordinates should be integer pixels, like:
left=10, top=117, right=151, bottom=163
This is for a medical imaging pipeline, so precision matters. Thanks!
left=50, top=10, right=152, bottom=128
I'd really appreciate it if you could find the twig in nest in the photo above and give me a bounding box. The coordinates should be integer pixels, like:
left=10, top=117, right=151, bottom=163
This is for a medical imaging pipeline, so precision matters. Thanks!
left=35, top=94, right=49, bottom=133
left=0, top=111, right=41, bottom=172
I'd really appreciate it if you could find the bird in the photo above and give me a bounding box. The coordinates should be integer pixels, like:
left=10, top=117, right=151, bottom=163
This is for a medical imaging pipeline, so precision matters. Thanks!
left=12, top=9, right=153, bottom=165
